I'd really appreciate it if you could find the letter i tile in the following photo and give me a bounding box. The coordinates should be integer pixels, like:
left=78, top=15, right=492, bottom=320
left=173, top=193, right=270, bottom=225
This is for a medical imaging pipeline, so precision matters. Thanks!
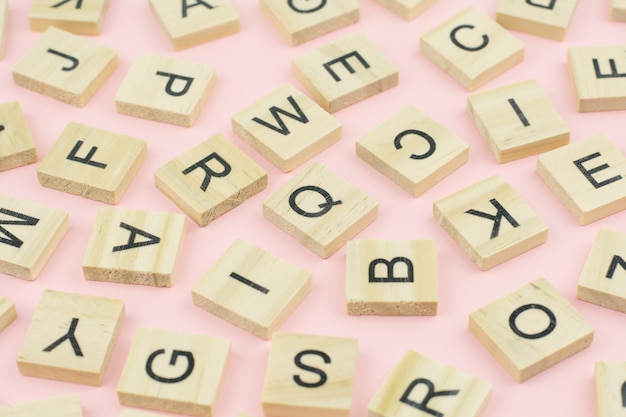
left=0, top=395, right=83, bottom=417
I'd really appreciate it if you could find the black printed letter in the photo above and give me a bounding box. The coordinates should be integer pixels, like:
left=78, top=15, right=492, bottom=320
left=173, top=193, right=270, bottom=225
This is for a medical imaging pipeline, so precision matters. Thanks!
left=47, top=49, right=79, bottom=71
left=369, top=257, right=414, bottom=283
left=287, top=0, right=326, bottom=13
left=146, top=349, right=195, bottom=383
left=593, top=59, right=626, bottom=79
left=66, top=140, right=107, bottom=169
left=182, top=0, right=215, bottom=18
left=400, top=378, right=460, bottom=417
left=289, top=186, right=342, bottom=218
left=573, top=152, right=623, bottom=189
left=607, top=255, right=626, bottom=279
left=251, top=96, right=309, bottom=136
left=450, top=25, right=489, bottom=52
left=229, top=272, right=270, bottom=294
left=509, top=304, right=556, bottom=339
left=526, top=0, right=556, bottom=9
left=43, top=317, right=83, bottom=357
left=293, top=350, right=330, bottom=388
left=0, top=208, right=39, bottom=249
left=323, top=51, right=370, bottom=82
left=112, top=222, right=161, bottom=252
left=465, top=198, right=520, bottom=239
left=394, top=129, right=436, bottom=160
left=156, top=71, right=194, bottom=97
left=508, top=98, right=530, bottom=127
left=182, top=153, right=231, bottom=191
left=52, top=0, right=83, bottom=8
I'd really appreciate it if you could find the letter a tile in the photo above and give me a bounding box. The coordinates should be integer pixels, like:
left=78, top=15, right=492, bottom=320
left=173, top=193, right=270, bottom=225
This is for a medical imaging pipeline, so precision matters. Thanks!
left=469, top=278, right=594, bottom=382
left=369, top=350, right=491, bottom=417
left=375, top=0, right=439, bottom=21
left=0, top=101, right=37, bottom=172
left=117, top=328, right=230, bottom=417
left=0, top=295, right=17, bottom=333
left=17, top=290, right=125, bottom=386
left=613, top=0, right=626, bottom=20
left=0, top=395, right=83, bottom=417
left=595, top=361, right=626, bottom=417
left=496, top=0, right=578, bottom=41
left=29, top=0, right=110, bottom=35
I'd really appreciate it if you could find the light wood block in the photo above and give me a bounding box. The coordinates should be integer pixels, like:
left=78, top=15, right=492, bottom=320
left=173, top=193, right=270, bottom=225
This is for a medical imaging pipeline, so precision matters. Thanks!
left=13, top=27, right=118, bottom=107
left=0, top=101, right=37, bottom=172
left=346, top=240, right=438, bottom=316
left=192, top=239, right=312, bottom=339
left=120, top=409, right=173, bottom=417
left=149, top=0, right=239, bottom=51
left=536, top=134, right=626, bottom=225
left=117, top=328, right=230, bottom=417
left=262, top=332, right=358, bottom=417
left=375, top=0, right=438, bottom=20
left=155, top=133, right=268, bottom=226
left=469, top=277, right=594, bottom=382
left=82, top=207, right=186, bottom=287
left=232, top=84, right=341, bottom=172
left=37, top=122, right=147, bottom=204
left=292, top=32, right=399, bottom=113
left=0, top=0, right=7, bottom=59
left=356, top=105, right=469, bottom=196
left=496, top=0, right=578, bottom=40
left=0, top=193, right=69, bottom=280
left=29, top=0, right=110, bottom=35
left=115, top=53, right=216, bottom=127
left=612, top=0, right=626, bottom=21
left=595, top=361, right=626, bottom=417
left=17, top=290, right=124, bottom=386
left=263, top=162, right=378, bottom=258
left=0, top=395, right=83, bottom=417
left=260, top=0, right=359, bottom=46
left=368, top=350, right=491, bottom=417
left=467, top=79, right=569, bottom=163
left=0, top=296, right=17, bottom=333
left=420, top=6, right=524, bottom=91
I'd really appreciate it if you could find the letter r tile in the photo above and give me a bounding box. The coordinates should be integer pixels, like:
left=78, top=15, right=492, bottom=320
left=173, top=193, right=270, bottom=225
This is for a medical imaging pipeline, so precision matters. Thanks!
left=0, top=395, right=83, bottom=417
left=595, top=361, right=626, bottom=417
left=29, top=0, right=110, bottom=35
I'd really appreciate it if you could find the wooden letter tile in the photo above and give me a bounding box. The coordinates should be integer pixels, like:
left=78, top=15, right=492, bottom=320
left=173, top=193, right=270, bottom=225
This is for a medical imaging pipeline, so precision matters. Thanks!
left=155, top=133, right=267, bottom=226
left=149, top=0, right=240, bottom=51
left=356, top=105, right=469, bottom=196
left=262, top=332, right=358, bottom=417
left=82, top=207, right=186, bottom=287
left=260, top=0, right=359, bottom=46
left=612, top=0, right=626, bottom=20
left=17, top=290, right=124, bottom=386
left=0, top=295, right=17, bottom=333
left=13, top=27, right=118, bottom=107
left=29, top=0, right=110, bottom=35
left=0, top=395, right=83, bottom=417
left=467, top=79, right=569, bottom=163
left=420, top=6, right=524, bottom=91
left=375, top=0, right=439, bottom=21
left=117, top=328, right=230, bottom=417
left=232, top=84, right=341, bottom=172
left=496, top=0, right=578, bottom=40
left=368, top=350, right=491, bottom=417
left=120, top=410, right=171, bottom=417
left=37, top=122, right=147, bottom=204
left=433, top=174, right=548, bottom=270
left=0, top=101, right=37, bottom=172
left=469, top=277, right=594, bottom=382
left=115, top=53, right=216, bottom=127
left=595, top=361, right=626, bottom=417
left=0, top=193, right=69, bottom=280
left=263, top=162, right=378, bottom=258
left=292, top=32, right=399, bottom=113
left=0, top=0, right=7, bottom=59
left=346, top=240, right=438, bottom=316
left=536, top=134, right=626, bottom=225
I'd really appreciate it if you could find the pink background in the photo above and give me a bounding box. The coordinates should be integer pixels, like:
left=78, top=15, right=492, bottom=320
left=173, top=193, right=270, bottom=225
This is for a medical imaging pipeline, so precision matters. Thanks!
left=1, top=1, right=625, bottom=416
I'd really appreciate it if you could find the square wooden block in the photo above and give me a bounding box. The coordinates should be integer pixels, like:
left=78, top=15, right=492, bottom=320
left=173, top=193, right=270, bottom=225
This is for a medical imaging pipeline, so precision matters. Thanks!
left=0, top=295, right=17, bottom=333
left=469, top=277, right=594, bottom=382
left=612, top=0, right=626, bottom=20
left=0, top=193, right=69, bottom=280
left=117, top=328, right=230, bottom=417
left=346, top=240, right=438, bottom=316
left=120, top=410, right=169, bottom=417
left=0, top=101, right=37, bottom=172
left=263, top=162, right=378, bottom=258
left=155, top=133, right=268, bottom=226
left=421, top=6, right=524, bottom=90
left=262, top=332, right=358, bottom=417
left=369, top=350, right=491, bottom=417
left=29, top=0, right=110, bottom=35
left=537, top=134, right=626, bottom=225
left=192, top=239, right=312, bottom=339
left=260, top=0, right=359, bottom=46
left=433, top=174, right=548, bottom=270
left=595, top=361, right=626, bottom=417
left=292, top=32, right=399, bottom=113
left=17, top=290, right=125, bottom=386
left=496, top=0, right=578, bottom=40
left=232, top=84, right=341, bottom=172
left=82, top=207, right=186, bottom=287
left=0, top=0, right=7, bottom=59
left=115, top=53, right=216, bottom=127
left=467, top=79, right=569, bottom=163
left=375, top=0, right=438, bottom=20
left=356, top=105, right=469, bottom=196
left=149, top=0, right=239, bottom=51
left=0, top=395, right=83, bottom=417
left=13, top=27, right=118, bottom=107
left=37, top=122, right=147, bottom=204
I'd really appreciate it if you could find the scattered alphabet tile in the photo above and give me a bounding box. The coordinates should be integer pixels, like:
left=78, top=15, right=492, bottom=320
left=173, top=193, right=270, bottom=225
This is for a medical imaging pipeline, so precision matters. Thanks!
left=17, top=290, right=124, bottom=386
left=433, top=174, right=548, bottom=270
left=155, top=133, right=268, bottom=226
left=536, top=134, right=626, bottom=225
left=496, top=0, right=578, bottom=40
left=232, top=84, right=342, bottom=172
left=368, top=350, right=492, bottom=417
left=0, top=395, right=83, bottom=417
left=260, top=0, right=359, bottom=46
left=13, top=27, right=118, bottom=107
left=469, top=277, right=594, bottom=382
left=192, top=239, right=312, bottom=339
left=292, top=32, right=399, bottom=113
left=115, top=53, right=216, bottom=127
left=149, top=0, right=240, bottom=51
left=262, top=332, right=358, bottom=417
left=117, top=327, right=230, bottom=417
left=374, top=0, right=438, bottom=20
left=0, top=0, right=7, bottom=59
left=263, top=162, right=378, bottom=258
left=82, top=207, right=186, bottom=287
left=0, top=295, right=17, bottom=333
left=29, top=0, right=110, bottom=35
left=356, top=105, right=469, bottom=196
left=612, top=0, right=626, bottom=20
left=0, top=101, right=37, bottom=172
left=420, top=6, right=524, bottom=90
left=0, top=193, right=69, bottom=280
left=346, top=240, right=438, bottom=316
left=467, top=79, right=569, bottom=163
left=120, top=410, right=169, bottom=417
left=595, top=361, right=626, bottom=417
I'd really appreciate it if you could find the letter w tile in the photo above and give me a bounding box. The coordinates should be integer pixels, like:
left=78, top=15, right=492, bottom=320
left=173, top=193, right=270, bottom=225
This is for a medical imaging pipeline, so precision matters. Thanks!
left=252, top=96, right=309, bottom=135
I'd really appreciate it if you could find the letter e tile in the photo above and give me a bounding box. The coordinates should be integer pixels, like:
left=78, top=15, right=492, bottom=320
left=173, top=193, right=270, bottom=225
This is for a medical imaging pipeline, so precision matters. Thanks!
left=0, top=295, right=17, bottom=333
left=0, top=395, right=83, bottom=417
left=29, top=0, right=110, bottom=35
left=375, top=0, right=439, bottom=21
left=496, top=0, right=578, bottom=41
left=0, top=101, right=37, bottom=172
left=595, top=361, right=626, bottom=417
left=613, top=0, right=626, bottom=20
